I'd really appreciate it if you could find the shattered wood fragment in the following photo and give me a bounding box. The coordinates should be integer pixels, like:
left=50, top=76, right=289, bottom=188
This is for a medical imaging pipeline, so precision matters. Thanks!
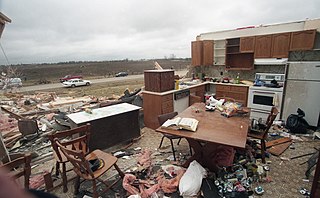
left=1, top=106, right=24, bottom=120
left=4, top=133, right=22, bottom=148
left=268, top=141, right=292, bottom=156
left=265, top=137, right=292, bottom=148
left=20, top=109, right=60, bottom=117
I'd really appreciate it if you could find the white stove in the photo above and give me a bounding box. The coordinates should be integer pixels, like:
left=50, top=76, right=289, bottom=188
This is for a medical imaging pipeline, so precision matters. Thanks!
left=248, top=73, right=285, bottom=122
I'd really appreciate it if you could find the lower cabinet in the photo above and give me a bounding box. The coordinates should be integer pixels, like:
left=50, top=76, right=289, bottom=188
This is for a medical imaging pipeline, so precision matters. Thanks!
left=215, top=84, right=249, bottom=106
left=189, top=84, right=206, bottom=104
left=143, top=92, right=173, bottom=130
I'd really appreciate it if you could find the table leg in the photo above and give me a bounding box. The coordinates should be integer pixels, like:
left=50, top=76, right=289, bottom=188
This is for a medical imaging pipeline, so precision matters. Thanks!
left=182, top=138, right=204, bottom=168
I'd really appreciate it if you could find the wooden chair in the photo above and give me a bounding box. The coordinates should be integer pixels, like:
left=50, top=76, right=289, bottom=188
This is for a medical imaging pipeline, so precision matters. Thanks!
left=0, top=153, right=31, bottom=189
left=47, top=123, right=91, bottom=192
left=247, top=106, right=279, bottom=163
left=18, top=119, right=40, bottom=138
left=54, top=137, right=124, bottom=198
left=158, top=111, right=192, bottom=161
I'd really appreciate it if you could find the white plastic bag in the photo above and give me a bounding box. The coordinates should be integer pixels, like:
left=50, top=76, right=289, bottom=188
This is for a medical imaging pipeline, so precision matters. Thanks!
left=179, top=160, right=207, bottom=197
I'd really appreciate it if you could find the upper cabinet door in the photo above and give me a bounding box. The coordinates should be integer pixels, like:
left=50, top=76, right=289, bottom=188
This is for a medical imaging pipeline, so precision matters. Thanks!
left=202, top=40, right=214, bottom=66
left=191, top=41, right=203, bottom=66
left=290, top=30, right=316, bottom=51
left=271, top=33, right=291, bottom=58
left=240, top=36, right=255, bottom=53
left=254, top=35, right=272, bottom=58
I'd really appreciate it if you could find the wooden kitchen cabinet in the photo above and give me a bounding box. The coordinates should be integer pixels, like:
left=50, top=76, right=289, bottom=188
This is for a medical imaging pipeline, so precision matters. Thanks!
left=143, top=92, right=174, bottom=129
left=226, top=38, right=254, bottom=70
left=144, top=70, right=174, bottom=92
left=240, top=36, right=255, bottom=52
left=290, top=29, right=316, bottom=51
left=191, top=41, right=203, bottom=66
left=215, top=84, right=249, bottom=106
left=271, top=33, right=291, bottom=58
left=202, top=40, right=214, bottom=66
left=189, top=84, right=206, bottom=103
left=191, top=40, right=214, bottom=66
left=254, top=35, right=272, bottom=58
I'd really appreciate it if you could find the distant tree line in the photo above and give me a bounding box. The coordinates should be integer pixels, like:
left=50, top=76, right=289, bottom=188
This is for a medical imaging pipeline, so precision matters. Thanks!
left=0, top=58, right=191, bottom=67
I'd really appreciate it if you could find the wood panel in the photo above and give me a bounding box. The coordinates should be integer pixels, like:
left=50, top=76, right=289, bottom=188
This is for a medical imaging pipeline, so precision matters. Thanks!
left=189, top=84, right=206, bottom=103
left=191, top=41, right=203, bottom=66
left=215, top=85, right=248, bottom=106
left=254, top=35, right=272, bottom=58
left=290, top=29, right=316, bottom=51
left=143, top=93, right=173, bottom=129
left=202, top=40, right=214, bottom=66
left=225, top=53, right=254, bottom=70
left=240, top=36, right=255, bottom=52
left=144, top=70, right=174, bottom=92
left=271, top=33, right=291, bottom=58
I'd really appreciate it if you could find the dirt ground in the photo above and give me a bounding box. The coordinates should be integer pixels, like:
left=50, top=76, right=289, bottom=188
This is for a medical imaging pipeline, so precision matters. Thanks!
left=46, top=78, right=145, bottom=98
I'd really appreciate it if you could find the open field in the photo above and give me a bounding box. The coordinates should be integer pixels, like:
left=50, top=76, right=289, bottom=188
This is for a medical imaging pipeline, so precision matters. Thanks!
left=1, top=59, right=190, bottom=86
left=35, top=78, right=145, bottom=98
left=1, top=59, right=190, bottom=97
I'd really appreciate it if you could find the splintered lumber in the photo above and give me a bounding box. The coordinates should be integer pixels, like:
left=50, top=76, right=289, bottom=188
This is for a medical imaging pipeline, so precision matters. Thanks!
left=154, top=61, right=163, bottom=70
left=1, top=106, right=24, bottom=120
left=268, top=141, right=292, bottom=156
left=20, top=109, right=59, bottom=117
left=265, top=137, right=292, bottom=148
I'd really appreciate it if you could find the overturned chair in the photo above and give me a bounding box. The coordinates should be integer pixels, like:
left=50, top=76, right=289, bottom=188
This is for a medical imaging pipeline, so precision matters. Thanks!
left=54, top=132, right=124, bottom=198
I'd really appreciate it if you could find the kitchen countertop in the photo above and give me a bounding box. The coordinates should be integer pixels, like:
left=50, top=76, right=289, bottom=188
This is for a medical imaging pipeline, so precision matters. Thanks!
left=142, top=80, right=251, bottom=96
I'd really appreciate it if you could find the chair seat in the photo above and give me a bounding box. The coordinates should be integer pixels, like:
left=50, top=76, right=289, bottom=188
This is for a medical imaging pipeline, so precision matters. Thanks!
left=81, top=150, right=117, bottom=180
left=247, top=130, right=264, bottom=139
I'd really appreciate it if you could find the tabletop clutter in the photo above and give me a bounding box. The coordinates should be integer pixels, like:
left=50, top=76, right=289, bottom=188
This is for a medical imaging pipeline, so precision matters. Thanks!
left=205, top=96, right=249, bottom=118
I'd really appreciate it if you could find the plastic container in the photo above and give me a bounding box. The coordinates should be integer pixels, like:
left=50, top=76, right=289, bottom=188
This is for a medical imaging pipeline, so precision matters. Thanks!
left=175, top=80, right=179, bottom=90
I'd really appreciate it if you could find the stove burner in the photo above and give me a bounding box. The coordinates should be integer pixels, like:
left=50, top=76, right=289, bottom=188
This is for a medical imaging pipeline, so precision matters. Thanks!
left=264, top=83, right=282, bottom=88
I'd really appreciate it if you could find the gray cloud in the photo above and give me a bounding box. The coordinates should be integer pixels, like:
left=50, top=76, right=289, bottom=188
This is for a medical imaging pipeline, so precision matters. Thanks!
left=0, top=0, right=319, bottom=64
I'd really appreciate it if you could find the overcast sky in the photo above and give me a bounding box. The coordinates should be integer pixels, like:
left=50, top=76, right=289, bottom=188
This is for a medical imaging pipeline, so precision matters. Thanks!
left=0, top=0, right=319, bottom=65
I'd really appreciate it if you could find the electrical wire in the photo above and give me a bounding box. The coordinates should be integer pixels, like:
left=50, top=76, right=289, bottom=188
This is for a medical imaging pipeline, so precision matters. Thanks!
left=0, top=42, right=10, bottom=65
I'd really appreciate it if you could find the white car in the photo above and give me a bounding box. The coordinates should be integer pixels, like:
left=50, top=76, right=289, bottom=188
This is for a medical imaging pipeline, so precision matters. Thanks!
left=0, top=78, right=23, bottom=89
left=62, top=78, right=91, bottom=88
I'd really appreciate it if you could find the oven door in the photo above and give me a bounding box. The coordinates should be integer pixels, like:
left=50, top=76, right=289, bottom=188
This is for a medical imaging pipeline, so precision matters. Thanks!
left=248, top=89, right=281, bottom=111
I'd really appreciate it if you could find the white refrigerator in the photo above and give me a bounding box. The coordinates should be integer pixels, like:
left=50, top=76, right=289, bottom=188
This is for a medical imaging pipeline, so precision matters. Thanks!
left=282, top=61, right=320, bottom=127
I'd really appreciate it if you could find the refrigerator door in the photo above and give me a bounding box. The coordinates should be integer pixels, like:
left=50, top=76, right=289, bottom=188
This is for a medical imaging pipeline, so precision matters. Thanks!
left=286, top=62, right=320, bottom=81
left=282, top=80, right=320, bottom=126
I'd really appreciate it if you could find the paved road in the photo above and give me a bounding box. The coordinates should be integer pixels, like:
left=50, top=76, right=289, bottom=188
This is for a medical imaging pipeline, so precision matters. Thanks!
left=0, top=69, right=188, bottom=93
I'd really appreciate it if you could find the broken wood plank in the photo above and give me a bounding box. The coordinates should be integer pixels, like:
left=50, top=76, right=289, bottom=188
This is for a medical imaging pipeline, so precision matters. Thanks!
left=265, top=137, right=292, bottom=148
left=4, top=133, right=22, bottom=144
left=1, top=106, right=24, bottom=120
left=268, top=141, right=292, bottom=156
left=20, top=109, right=60, bottom=117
